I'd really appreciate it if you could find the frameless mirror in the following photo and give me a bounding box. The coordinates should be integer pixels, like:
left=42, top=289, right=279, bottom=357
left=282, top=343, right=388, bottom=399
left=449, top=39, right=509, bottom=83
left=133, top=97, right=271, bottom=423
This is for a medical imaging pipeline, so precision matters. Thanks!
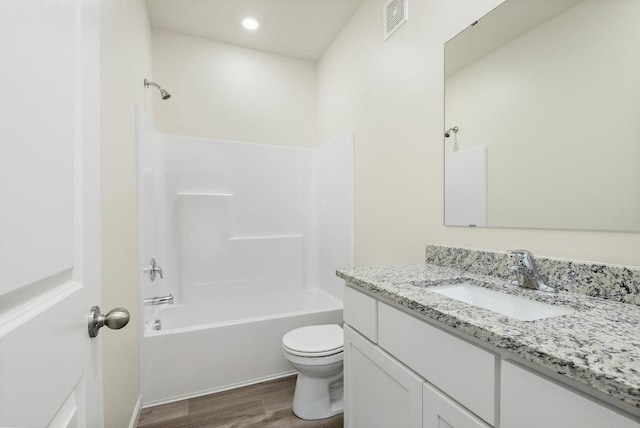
left=444, top=0, right=640, bottom=232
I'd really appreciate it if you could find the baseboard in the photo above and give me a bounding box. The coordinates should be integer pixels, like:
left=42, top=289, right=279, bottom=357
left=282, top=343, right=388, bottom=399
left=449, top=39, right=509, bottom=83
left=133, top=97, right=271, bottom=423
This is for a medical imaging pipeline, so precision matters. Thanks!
left=128, top=394, right=142, bottom=428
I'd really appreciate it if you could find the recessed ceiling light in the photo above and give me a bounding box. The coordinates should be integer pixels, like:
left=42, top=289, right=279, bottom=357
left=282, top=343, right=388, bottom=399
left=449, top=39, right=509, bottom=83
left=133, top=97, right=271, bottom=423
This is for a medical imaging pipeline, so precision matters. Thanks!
left=242, top=17, right=259, bottom=31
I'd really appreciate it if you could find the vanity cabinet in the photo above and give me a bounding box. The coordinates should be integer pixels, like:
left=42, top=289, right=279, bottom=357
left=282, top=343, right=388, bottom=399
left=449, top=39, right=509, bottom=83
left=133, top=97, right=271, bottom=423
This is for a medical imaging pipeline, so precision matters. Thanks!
left=343, top=284, right=640, bottom=428
left=344, top=324, right=488, bottom=428
left=344, top=285, right=496, bottom=428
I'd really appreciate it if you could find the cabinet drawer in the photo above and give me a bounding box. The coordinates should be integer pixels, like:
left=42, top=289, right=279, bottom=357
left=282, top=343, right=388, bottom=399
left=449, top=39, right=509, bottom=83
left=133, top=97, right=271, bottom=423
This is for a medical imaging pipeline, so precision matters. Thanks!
left=501, top=360, right=640, bottom=428
left=378, top=303, right=496, bottom=426
left=344, top=285, right=377, bottom=342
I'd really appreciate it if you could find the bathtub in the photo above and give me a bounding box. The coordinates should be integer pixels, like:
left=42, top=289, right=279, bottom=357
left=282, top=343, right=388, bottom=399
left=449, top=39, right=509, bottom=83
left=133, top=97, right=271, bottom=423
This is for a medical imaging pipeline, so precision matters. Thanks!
left=140, top=288, right=343, bottom=406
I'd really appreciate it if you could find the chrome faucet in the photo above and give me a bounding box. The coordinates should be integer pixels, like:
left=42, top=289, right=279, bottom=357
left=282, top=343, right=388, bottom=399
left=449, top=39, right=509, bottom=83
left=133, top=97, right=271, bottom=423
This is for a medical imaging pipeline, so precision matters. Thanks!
left=507, top=250, right=558, bottom=293
left=143, top=258, right=164, bottom=281
left=143, top=294, right=174, bottom=306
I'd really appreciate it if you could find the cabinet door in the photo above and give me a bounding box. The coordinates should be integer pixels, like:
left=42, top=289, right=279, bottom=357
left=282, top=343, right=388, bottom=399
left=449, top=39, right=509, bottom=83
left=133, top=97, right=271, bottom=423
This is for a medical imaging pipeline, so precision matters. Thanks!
left=344, top=325, right=424, bottom=428
left=501, top=360, right=640, bottom=428
left=423, top=382, right=492, bottom=428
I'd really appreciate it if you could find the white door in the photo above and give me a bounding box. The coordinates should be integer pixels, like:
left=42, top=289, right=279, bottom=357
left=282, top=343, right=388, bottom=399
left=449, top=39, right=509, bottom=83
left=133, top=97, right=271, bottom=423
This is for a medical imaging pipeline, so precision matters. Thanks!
left=0, top=0, right=105, bottom=427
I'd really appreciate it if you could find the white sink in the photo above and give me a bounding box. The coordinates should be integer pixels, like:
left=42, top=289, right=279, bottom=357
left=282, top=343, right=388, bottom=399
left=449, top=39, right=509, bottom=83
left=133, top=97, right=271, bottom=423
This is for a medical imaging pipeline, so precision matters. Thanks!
left=429, top=282, right=574, bottom=321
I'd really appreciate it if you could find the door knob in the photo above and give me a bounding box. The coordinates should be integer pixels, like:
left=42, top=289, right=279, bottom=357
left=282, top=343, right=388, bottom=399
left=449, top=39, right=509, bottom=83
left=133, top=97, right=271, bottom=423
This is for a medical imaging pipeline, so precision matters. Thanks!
left=88, top=306, right=130, bottom=338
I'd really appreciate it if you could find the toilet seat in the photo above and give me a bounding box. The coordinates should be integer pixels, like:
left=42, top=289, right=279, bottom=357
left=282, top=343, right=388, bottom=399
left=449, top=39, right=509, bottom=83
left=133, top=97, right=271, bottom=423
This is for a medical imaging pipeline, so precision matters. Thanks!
left=283, top=345, right=344, bottom=358
left=282, top=325, right=343, bottom=357
left=283, top=349, right=344, bottom=366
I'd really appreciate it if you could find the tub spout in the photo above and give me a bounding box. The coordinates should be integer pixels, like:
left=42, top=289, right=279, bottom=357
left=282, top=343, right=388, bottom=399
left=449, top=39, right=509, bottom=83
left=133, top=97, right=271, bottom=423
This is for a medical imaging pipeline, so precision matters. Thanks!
left=144, top=294, right=174, bottom=306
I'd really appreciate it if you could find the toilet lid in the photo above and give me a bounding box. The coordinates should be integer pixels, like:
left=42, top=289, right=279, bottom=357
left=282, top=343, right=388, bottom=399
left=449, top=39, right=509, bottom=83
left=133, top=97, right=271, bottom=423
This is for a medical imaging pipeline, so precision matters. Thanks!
left=282, top=324, right=343, bottom=357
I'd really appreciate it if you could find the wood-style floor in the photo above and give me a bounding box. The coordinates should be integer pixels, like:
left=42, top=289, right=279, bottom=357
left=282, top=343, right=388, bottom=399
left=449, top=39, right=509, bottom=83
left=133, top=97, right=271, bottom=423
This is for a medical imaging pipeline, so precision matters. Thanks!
left=137, top=375, right=344, bottom=428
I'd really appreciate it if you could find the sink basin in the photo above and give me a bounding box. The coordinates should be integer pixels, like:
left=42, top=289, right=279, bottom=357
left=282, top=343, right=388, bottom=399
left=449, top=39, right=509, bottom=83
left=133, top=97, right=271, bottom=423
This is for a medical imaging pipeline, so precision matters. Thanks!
left=428, top=282, right=574, bottom=321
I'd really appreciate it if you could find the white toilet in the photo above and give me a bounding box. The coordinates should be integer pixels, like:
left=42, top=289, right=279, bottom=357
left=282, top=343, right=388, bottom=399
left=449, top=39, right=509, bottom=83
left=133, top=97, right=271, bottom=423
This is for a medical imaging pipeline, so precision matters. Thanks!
left=282, top=324, right=344, bottom=420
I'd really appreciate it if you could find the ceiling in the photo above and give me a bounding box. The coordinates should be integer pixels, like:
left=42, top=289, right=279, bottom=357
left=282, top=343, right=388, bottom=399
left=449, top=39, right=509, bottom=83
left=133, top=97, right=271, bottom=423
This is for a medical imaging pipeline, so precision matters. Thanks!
left=146, top=0, right=366, bottom=62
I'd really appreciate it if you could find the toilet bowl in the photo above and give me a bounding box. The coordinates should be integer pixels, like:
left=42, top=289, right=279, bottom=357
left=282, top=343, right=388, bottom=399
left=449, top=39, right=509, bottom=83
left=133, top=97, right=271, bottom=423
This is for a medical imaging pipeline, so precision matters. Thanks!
left=282, top=324, right=344, bottom=420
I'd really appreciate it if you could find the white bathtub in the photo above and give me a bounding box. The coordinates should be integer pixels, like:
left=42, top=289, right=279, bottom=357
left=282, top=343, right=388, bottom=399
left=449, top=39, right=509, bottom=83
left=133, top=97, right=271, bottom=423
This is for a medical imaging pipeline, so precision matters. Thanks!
left=140, top=288, right=343, bottom=406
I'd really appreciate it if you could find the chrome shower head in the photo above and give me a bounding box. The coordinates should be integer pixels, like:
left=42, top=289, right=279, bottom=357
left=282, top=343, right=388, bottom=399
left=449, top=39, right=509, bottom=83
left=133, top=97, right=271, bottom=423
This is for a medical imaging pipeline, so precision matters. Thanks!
left=159, top=88, right=171, bottom=100
left=444, top=126, right=459, bottom=138
left=144, top=79, right=171, bottom=100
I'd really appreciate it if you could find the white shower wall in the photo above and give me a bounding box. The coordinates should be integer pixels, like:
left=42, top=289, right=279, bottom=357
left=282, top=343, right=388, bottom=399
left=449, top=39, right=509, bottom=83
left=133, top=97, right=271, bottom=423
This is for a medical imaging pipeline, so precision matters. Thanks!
left=139, top=130, right=353, bottom=304
left=311, top=131, right=355, bottom=299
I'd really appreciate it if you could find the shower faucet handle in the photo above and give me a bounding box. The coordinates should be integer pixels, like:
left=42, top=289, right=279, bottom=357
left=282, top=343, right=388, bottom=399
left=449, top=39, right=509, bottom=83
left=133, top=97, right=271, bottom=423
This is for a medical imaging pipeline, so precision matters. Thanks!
left=155, top=265, right=163, bottom=279
left=143, top=258, right=164, bottom=281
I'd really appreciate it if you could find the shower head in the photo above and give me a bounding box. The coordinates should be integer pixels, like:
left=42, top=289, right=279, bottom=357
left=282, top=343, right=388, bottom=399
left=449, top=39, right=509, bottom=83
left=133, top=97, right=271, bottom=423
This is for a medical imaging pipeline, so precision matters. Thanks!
left=444, top=126, right=459, bottom=138
left=144, top=78, right=171, bottom=100
left=159, top=88, right=171, bottom=100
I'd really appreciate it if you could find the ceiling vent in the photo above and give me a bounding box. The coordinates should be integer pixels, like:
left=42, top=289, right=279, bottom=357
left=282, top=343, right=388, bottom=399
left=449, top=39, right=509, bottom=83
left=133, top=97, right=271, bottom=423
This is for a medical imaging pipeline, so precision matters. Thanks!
left=383, top=0, right=408, bottom=40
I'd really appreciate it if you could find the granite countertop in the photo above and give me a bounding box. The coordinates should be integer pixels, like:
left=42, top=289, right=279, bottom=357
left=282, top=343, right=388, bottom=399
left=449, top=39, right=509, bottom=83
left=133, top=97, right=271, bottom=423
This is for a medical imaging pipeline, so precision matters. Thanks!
left=337, top=263, right=640, bottom=410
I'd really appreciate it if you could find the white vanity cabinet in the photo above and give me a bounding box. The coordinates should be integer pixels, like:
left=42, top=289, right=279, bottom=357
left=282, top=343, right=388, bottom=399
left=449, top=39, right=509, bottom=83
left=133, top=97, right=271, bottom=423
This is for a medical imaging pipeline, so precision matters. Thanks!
left=343, top=284, right=640, bottom=428
left=344, top=323, right=489, bottom=428
left=344, top=285, right=497, bottom=428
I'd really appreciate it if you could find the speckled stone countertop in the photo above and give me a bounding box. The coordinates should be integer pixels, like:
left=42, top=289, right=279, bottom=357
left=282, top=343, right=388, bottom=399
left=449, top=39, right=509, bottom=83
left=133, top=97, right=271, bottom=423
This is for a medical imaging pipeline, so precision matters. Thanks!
left=336, top=263, right=640, bottom=411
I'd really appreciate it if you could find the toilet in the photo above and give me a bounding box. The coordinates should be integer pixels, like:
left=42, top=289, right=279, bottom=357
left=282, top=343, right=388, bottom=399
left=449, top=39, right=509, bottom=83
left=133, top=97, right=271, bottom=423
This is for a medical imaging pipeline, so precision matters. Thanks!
left=282, top=324, right=344, bottom=420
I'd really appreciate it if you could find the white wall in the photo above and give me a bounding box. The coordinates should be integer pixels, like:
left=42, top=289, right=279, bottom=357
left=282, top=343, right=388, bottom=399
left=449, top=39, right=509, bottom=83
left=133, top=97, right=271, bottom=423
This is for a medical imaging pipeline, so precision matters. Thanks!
left=445, top=0, right=640, bottom=231
left=318, top=0, right=640, bottom=267
left=101, top=0, right=152, bottom=426
left=318, top=0, right=445, bottom=265
left=151, top=30, right=317, bottom=147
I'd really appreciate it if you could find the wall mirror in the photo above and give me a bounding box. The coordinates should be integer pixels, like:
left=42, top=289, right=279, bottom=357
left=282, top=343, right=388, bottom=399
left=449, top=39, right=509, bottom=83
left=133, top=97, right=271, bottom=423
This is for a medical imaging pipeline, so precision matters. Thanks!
left=444, top=0, right=640, bottom=232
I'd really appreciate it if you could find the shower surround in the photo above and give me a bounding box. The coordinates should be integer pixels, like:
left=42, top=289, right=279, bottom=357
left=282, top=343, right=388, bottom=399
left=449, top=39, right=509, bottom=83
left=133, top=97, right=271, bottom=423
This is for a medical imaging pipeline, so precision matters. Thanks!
left=137, top=123, right=353, bottom=405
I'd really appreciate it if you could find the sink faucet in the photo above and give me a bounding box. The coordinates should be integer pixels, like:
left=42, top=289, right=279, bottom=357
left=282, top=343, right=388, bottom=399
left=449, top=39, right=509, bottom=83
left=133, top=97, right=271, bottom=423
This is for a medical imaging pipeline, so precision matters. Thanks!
left=507, top=250, right=558, bottom=293
left=144, top=294, right=174, bottom=306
